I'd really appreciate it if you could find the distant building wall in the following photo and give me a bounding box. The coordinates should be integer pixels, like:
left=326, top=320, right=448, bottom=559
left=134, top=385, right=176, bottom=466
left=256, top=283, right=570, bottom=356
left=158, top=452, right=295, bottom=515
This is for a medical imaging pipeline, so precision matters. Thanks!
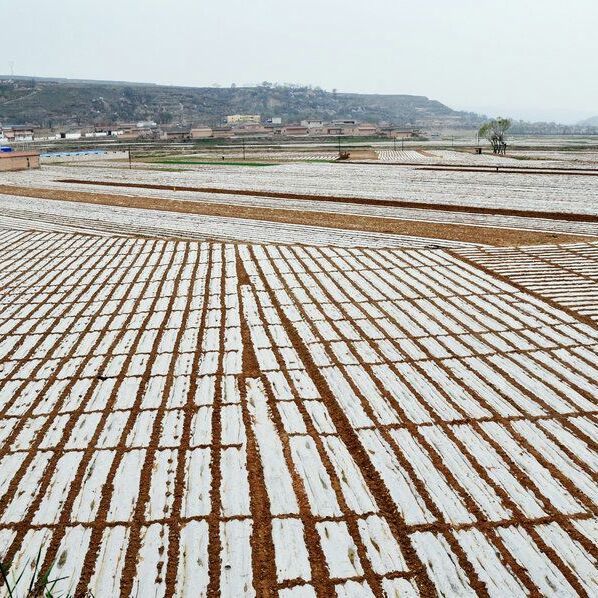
left=160, top=130, right=191, bottom=141
left=58, top=131, right=82, bottom=140
left=0, top=152, right=40, bottom=171
left=232, top=124, right=270, bottom=135
left=307, top=127, right=327, bottom=136
left=282, top=125, right=309, bottom=136
left=212, top=127, right=234, bottom=138
left=381, top=129, right=421, bottom=138
left=301, top=120, right=325, bottom=128
left=191, top=127, right=213, bottom=139
left=355, top=124, right=378, bottom=136
left=118, top=130, right=140, bottom=140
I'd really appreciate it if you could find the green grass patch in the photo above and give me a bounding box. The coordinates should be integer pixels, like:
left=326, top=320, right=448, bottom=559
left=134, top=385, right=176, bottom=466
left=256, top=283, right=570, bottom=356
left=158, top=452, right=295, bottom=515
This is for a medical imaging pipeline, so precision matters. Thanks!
left=1, top=547, right=75, bottom=597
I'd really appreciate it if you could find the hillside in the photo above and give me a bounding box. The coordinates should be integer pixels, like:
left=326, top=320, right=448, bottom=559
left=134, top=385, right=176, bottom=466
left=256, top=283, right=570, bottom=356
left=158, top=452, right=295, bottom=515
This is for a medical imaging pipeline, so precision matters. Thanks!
left=578, top=115, right=598, bottom=127
left=0, top=76, right=483, bottom=129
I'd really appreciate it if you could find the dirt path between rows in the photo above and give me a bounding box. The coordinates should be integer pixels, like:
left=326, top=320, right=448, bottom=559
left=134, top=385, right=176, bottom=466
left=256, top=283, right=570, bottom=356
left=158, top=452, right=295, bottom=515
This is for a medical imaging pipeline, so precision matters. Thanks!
left=1, top=184, right=593, bottom=246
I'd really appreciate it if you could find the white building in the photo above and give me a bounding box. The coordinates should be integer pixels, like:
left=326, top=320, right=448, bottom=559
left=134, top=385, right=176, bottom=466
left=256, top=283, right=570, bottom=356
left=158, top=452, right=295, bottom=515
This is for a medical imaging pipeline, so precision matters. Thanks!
left=301, top=120, right=325, bottom=128
left=58, top=131, right=82, bottom=140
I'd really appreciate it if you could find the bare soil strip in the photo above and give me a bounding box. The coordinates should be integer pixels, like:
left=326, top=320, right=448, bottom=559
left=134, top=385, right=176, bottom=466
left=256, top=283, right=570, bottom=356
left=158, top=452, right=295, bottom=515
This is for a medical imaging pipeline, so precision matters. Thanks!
left=205, top=246, right=227, bottom=598
left=118, top=243, right=193, bottom=597
left=1, top=184, right=592, bottom=246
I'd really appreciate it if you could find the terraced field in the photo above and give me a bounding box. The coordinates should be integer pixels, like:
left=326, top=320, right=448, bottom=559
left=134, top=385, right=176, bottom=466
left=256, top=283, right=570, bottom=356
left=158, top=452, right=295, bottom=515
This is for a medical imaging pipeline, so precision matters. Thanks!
left=5, top=162, right=598, bottom=215
left=0, top=155, right=597, bottom=596
left=0, top=193, right=489, bottom=249
left=3, top=164, right=598, bottom=249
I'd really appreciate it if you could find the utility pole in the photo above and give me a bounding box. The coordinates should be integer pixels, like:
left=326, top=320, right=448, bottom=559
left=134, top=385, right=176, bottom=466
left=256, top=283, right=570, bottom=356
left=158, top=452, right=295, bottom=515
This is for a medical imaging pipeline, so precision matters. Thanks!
left=393, top=136, right=396, bottom=151
left=338, top=135, right=341, bottom=157
left=128, top=146, right=132, bottom=169
left=242, top=137, right=246, bottom=161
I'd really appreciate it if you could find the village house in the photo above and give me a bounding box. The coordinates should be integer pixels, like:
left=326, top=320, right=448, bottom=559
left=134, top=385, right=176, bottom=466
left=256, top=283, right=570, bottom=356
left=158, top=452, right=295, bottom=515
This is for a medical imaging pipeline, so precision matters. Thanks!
left=190, top=127, right=213, bottom=139
left=160, top=128, right=191, bottom=141
left=1, top=125, right=37, bottom=141
left=282, top=125, right=309, bottom=136
left=231, top=123, right=271, bottom=137
left=212, top=127, right=234, bottom=139
left=355, top=123, right=378, bottom=136
left=380, top=128, right=422, bottom=138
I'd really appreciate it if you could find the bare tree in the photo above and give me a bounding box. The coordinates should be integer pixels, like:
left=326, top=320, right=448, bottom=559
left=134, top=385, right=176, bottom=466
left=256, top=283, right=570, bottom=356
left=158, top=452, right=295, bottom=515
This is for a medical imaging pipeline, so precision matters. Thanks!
left=479, top=117, right=511, bottom=154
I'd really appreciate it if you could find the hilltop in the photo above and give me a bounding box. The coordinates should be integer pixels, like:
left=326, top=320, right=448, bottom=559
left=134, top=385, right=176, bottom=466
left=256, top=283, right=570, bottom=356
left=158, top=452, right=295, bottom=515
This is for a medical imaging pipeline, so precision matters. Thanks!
left=0, top=76, right=483, bottom=129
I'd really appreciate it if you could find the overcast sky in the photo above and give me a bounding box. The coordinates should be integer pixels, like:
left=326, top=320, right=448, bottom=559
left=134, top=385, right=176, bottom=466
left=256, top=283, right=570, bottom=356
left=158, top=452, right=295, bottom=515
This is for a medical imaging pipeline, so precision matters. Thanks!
left=3, top=0, right=596, bottom=123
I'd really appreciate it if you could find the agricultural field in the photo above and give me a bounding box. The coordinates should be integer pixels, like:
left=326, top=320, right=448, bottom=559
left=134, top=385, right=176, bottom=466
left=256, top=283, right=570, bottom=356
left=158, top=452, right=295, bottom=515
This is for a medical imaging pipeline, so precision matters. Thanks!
left=458, top=243, right=598, bottom=322
left=0, top=150, right=597, bottom=596
left=4, top=160, right=598, bottom=216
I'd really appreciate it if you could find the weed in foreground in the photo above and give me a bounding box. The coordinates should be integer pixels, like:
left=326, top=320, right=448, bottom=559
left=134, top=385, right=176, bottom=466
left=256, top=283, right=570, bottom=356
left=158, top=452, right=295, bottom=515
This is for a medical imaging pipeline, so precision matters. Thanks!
left=0, top=548, right=92, bottom=598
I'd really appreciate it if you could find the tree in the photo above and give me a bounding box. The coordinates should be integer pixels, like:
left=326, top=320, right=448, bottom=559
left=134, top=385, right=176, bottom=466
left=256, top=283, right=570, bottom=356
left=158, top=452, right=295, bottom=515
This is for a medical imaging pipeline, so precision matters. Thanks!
left=479, top=117, right=511, bottom=154
left=156, top=110, right=174, bottom=124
